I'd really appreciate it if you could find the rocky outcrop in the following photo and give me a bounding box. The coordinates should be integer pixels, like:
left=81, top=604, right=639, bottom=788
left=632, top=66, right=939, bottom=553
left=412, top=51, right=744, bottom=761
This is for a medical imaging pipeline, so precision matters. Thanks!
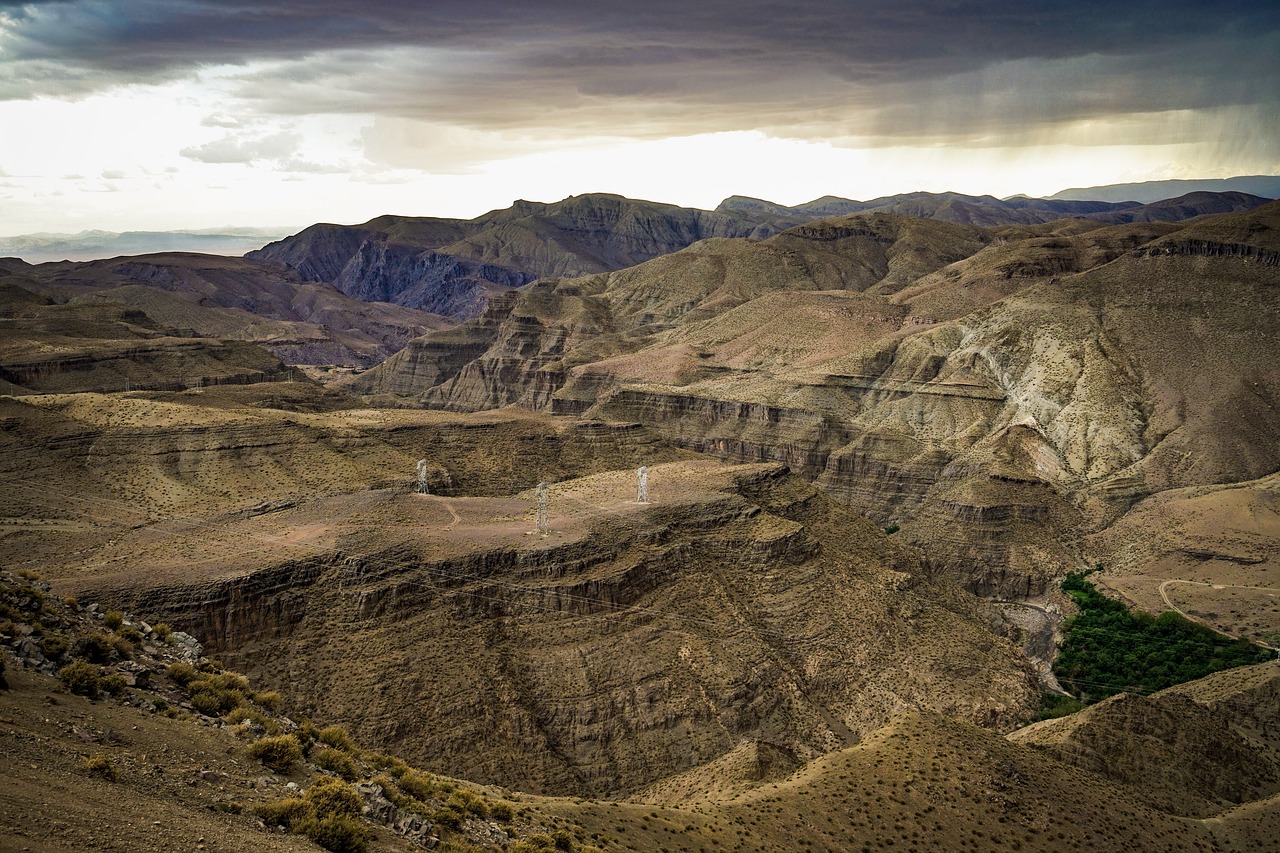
left=0, top=336, right=287, bottom=395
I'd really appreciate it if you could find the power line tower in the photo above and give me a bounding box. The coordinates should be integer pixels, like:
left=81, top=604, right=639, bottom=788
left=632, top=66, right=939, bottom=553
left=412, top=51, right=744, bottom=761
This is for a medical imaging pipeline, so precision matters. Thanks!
left=535, top=482, right=550, bottom=534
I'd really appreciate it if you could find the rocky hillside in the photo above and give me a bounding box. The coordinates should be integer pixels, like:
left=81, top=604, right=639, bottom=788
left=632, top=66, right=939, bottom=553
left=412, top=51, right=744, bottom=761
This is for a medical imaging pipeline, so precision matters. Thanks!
left=4, top=561, right=1278, bottom=851
left=2, top=252, right=447, bottom=372
left=351, top=202, right=1280, bottom=607
left=0, top=384, right=1042, bottom=796
left=248, top=194, right=792, bottom=321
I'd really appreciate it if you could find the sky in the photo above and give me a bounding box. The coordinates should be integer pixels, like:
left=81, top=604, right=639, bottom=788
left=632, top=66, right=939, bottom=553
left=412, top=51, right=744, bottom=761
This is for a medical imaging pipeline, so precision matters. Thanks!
left=0, top=0, right=1277, bottom=235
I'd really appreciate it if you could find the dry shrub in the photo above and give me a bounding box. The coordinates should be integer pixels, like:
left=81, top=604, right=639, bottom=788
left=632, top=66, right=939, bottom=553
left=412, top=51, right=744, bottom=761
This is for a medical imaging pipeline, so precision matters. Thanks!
left=247, top=734, right=303, bottom=773
left=316, top=725, right=359, bottom=754
left=58, top=660, right=100, bottom=698
left=83, top=754, right=117, bottom=781
left=313, top=746, right=359, bottom=781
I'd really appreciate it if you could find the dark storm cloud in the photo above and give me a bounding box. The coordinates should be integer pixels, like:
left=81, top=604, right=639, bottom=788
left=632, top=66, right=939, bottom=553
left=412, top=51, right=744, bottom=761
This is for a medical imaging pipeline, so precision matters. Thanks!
left=1, top=0, right=1277, bottom=142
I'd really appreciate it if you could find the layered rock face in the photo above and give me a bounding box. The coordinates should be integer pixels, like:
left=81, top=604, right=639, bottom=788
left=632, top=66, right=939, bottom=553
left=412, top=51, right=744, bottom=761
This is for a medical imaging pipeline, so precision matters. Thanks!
left=69, top=461, right=1038, bottom=796
left=1, top=252, right=447, bottom=370
left=355, top=203, right=1280, bottom=597
left=3, top=383, right=1042, bottom=797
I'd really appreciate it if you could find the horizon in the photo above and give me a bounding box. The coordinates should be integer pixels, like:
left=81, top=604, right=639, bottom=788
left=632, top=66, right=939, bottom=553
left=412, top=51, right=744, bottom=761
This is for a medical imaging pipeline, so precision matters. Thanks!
left=2, top=2, right=1278, bottom=234
left=5, top=176, right=1278, bottom=245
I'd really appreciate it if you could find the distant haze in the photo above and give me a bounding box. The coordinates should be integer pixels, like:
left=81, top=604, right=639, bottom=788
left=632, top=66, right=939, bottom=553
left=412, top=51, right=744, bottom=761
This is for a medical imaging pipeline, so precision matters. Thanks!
left=1051, top=176, right=1280, bottom=204
left=0, top=228, right=298, bottom=264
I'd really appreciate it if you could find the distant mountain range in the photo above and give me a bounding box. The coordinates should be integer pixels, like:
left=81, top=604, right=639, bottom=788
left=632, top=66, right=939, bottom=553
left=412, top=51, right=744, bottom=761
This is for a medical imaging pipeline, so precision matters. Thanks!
left=5, top=177, right=1275, bottom=267
left=0, top=227, right=297, bottom=264
left=247, top=189, right=1271, bottom=320
left=1049, top=175, right=1280, bottom=203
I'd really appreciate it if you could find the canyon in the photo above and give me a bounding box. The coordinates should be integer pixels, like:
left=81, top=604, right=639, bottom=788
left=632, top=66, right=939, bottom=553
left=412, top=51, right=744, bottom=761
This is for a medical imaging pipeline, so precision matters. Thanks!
left=2, top=189, right=1279, bottom=851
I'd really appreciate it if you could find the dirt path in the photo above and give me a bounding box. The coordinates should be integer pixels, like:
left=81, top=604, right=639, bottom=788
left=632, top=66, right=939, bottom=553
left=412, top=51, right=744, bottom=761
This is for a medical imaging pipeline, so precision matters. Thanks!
left=1158, top=579, right=1280, bottom=648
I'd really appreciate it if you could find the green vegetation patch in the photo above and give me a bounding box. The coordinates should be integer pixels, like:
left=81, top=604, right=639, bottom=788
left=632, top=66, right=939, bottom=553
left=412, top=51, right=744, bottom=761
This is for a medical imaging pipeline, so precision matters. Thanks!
left=1054, top=572, right=1276, bottom=702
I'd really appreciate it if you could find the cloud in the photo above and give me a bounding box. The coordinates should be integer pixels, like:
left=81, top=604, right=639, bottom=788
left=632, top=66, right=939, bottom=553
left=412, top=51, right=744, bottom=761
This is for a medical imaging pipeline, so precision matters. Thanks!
left=201, top=113, right=244, bottom=128
left=180, top=130, right=300, bottom=164
left=0, top=1, right=1276, bottom=168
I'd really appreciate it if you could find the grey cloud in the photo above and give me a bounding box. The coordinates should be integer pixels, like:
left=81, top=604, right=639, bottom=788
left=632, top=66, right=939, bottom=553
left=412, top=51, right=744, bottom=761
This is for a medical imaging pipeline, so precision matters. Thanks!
left=180, top=131, right=301, bottom=164
left=1, top=1, right=1276, bottom=149
left=201, top=113, right=244, bottom=128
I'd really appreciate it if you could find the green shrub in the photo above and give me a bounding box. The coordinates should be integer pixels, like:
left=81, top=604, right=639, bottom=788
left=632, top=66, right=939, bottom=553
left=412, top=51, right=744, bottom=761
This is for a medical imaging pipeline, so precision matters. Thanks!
left=102, top=610, right=124, bottom=630
left=83, top=754, right=117, bottom=781
left=256, top=779, right=369, bottom=853
left=883, top=523, right=900, bottom=535
left=226, top=706, right=279, bottom=733
left=105, top=634, right=133, bottom=660
left=366, top=752, right=405, bottom=772
left=432, top=806, right=464, bottom=830
left=295, top=718, right=319, bottom=750
left=59, top=660, right=100, bottom=698
left=204, top=671, right=249, bottom=692
left=191, top=689, right=234, bottom=716
left=313, top=746, right=359, bottom=781
left=185, top=670, right=248, bottom=716
left=1033, top=691, right=1086, bottom=722
left=247, top=734, right=303, bottom=773
left=117, top=625, right=143, bottom=644
left=490, top=801, right=514, bottom=822
left=152, top=622, right=172, bottom=642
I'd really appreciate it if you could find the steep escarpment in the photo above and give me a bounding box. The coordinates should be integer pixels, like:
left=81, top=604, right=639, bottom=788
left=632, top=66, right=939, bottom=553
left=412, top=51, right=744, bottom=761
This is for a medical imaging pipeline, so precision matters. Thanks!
left=351, top=204, right=1280, bottom=598
left=64, top=461, right=1039, bottom=797
left=0, top=389, right=677, bottom=537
